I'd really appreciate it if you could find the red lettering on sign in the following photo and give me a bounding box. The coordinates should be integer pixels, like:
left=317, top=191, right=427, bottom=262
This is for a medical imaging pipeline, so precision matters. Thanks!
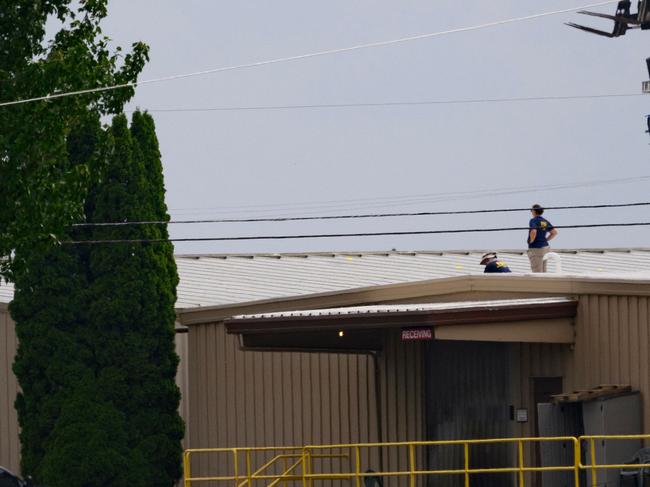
left=401, top=328, right=433, bottom=341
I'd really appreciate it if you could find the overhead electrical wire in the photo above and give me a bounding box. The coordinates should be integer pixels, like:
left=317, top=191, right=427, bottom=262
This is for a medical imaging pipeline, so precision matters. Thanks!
left=168, top=174, right=650, bottom=217
left=64, top=222, right=650, bottom=245
left=137, top=92, right=644, bottom=113
left=71, top=201, right=650, bottom=228
left=0, top=1, right=618, bottom=108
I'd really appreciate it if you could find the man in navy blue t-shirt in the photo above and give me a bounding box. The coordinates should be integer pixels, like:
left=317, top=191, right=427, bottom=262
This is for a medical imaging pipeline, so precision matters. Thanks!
left=527, top=204, right=558, bottom=272
left=480, top=252, right=511, bottom=273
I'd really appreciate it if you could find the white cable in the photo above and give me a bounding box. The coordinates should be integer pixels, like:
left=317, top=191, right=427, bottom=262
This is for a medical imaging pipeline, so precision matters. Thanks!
left=130, top=92, right=643, bottom=113
left=168, top=174, right=650, bottom=217
left=0, top=1, right=617, bottom=108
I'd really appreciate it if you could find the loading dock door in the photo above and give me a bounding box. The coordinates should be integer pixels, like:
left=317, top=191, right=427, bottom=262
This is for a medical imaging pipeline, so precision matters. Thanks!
left=424, top=341, right=513, bottom=487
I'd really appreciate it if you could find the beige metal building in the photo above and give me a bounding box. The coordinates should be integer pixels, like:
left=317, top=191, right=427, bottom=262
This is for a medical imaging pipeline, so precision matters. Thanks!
left=2, top=249, right=650, bottom=484
left=188, top=276, right=650, bottom=484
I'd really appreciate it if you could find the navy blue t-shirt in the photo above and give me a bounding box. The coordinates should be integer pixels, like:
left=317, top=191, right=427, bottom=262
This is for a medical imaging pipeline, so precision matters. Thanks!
left=484, top=260, right=511, bottom=273
left=528, top=216, right=553, bottom=248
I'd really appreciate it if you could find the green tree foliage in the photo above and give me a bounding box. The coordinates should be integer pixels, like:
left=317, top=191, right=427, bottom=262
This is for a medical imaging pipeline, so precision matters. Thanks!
left=11, top=112, right=183, bottom=486
left=83, top=112, right=183, bottom=487
left=0, top=1, right=149, bottom=278
left=38, top=379, right=136, bottom=487
left=9, top=116, right=104, bottom=480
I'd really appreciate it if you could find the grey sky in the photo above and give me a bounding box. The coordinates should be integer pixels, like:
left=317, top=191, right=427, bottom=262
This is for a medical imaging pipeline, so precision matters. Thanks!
left=100, top=1, right=650, bottom=254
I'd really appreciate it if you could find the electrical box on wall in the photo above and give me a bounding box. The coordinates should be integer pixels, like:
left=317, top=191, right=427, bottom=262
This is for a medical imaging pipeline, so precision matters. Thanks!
left=537, top=391, right=642, bottom=487
left=582, top=393, right=642, bottom=487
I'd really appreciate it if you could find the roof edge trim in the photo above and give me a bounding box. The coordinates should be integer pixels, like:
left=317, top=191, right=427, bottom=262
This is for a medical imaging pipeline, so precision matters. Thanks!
left=178, top=274, right=650, bottom=326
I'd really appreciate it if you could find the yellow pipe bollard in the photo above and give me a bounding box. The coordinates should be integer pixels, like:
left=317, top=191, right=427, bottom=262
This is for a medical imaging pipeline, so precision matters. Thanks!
left=464, top=442, right=470, bottom=487
left=517, top=440, right=525, bottom=487
left=355, top=446, right=361, bottom=487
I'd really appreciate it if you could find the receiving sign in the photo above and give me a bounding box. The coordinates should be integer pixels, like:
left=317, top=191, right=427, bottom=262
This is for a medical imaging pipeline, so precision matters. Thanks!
left=401, top=328, right=433, bottom=341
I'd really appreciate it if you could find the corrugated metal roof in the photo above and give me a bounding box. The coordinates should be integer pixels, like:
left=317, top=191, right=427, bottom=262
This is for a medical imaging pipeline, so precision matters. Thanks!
left=174, top=248, right=650, bottom=308
left=2, top=248, right=650, bottom=308
left=231, top=297, right=577, bottom=320
left=0, top=280, right=12, bottom=305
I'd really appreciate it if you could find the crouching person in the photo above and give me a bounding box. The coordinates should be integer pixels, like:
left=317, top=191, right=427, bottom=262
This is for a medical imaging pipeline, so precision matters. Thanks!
left=480, top=252, right=512, bottom=273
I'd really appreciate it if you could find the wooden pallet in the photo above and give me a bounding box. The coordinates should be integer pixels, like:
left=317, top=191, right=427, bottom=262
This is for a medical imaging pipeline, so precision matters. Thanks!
left=551, top=384, right=631, bottom=403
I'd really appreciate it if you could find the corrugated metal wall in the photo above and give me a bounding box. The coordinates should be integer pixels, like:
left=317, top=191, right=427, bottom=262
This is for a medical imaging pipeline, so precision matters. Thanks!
left=572, top=295, right=650, bottom=428
left=377, top=332, right=425, bottom=487
left=510, top=342, right=571, bottom=438
left=509, top=342, right=570, bottom=486
left=187, top=322, right=380, bottom=483
left=176, top=329, right=191, bottom=448
left=0, top=307, right=19, bottom=474
left=380, top=332, right=424, bottom=444
left=2, top=292, right=650, bottom=484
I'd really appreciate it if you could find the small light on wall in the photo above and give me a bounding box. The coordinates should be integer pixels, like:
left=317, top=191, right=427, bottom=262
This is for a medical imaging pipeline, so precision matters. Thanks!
left=338, top=330, right=344, bottom=337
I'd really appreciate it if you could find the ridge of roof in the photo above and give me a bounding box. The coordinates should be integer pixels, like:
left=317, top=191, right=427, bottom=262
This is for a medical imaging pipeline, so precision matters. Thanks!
left=174, top=248, right=650, bottom=259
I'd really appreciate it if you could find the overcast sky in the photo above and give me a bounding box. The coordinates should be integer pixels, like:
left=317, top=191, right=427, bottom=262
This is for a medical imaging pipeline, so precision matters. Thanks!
left=99, top=1, right=650, bottom=254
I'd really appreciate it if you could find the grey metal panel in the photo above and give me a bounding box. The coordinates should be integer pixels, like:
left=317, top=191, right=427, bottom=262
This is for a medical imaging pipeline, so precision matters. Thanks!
left=582, top=393, right=642, bottom=487
left=424, top=341, right=514, bottom=487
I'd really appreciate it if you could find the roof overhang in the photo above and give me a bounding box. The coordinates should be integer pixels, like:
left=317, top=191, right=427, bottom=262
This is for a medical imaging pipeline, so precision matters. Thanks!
left=178, top=274, right=650, bottom=326
left=225, top=297, right=578, bottom=352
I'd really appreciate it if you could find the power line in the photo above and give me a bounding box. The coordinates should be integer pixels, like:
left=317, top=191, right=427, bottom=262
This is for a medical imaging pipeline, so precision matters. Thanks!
left=136, top=92, right=643, bottom=113
left=71, top=201, right=650, bottom=228
left=64, top=222, right=650, bottom=245
left=167, top=174, right=650, bottom=217
left=0, top=1, right=617, bottom=108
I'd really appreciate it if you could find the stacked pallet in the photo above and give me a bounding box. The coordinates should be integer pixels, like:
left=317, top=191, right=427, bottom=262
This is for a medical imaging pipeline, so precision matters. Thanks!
left=551, top=384, right=632, bottom=403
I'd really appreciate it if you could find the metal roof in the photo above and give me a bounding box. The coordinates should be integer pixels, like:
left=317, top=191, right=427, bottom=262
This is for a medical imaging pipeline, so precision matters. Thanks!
left=225, top=297, right=579, bottom=349
left=174, top=248, right=650, bottom=309
left=230, top=297, right=577, bottom=320
left=2, top=249, right=650, bottom=308
left=0, top=280, right=12, bottom=305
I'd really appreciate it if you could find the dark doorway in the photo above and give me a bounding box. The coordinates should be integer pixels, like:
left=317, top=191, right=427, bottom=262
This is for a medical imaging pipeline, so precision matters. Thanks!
left=532, top=377, right=564, bottom=437
left=424, top=341, right=513, bottom=487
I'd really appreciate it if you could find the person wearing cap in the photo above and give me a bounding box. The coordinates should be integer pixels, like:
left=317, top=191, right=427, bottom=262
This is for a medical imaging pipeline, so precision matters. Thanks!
left=527, top=204, right=558, bottom=272
left=480, top=252, right=511, bottom=273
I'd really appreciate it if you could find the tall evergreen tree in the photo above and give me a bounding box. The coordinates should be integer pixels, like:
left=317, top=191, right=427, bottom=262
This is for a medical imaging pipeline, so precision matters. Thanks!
left=10, top=115, right=103, bottom=481
left=84, top=112, right=183, bottom=487
left=11, top=112, right=183, bottom=487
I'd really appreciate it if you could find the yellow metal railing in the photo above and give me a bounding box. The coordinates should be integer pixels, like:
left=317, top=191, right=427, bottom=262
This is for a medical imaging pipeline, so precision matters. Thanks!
left=184, top=435, right=650, bottom=487
left=183, top=446, right=346, bottom=487
left=580, top=434, right=650, bottom=487
left=303, top=438, right=578, bottom=487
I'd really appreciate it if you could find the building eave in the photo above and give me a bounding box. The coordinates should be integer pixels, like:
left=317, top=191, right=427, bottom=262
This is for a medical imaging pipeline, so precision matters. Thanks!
left=177, top=274, right=650, bottom=326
